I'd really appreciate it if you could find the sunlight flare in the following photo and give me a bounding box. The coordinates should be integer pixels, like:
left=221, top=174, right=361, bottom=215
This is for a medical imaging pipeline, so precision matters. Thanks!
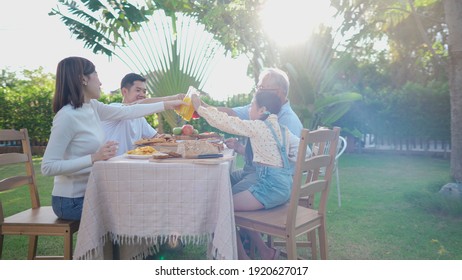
left=260, top=0, right=335, bottom=47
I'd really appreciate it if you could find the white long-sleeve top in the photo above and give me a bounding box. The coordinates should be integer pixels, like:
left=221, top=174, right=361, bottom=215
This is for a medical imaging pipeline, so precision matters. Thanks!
left=102, top=103, right=157, bottom=156
left=41, top=99, right=165, bottom=198
left=197, top=106, right=300, bottom=167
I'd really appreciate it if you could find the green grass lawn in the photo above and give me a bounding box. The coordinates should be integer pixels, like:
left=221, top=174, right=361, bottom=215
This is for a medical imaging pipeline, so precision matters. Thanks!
left=1, top=153, right=461, bottom=260
left=328, top=153, right=461, bottom=259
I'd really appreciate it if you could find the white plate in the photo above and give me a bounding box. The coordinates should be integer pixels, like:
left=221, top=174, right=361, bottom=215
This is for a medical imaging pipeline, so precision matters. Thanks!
left=124, top=153, right=155, bottom=159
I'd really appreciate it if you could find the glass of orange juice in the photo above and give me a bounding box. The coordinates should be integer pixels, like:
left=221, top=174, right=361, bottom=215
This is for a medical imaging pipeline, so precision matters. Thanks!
left=175, top=86, right=197, bottom=121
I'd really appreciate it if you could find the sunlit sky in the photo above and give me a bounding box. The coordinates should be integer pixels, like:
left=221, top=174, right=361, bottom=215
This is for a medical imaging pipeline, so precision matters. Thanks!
left=0, top=0, right=335, bottom=100
left=261, top=0, right=335, bottom=47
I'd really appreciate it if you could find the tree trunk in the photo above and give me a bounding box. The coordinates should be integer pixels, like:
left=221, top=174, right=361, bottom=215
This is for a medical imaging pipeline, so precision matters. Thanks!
left=443, top=0, right=462, bottom=182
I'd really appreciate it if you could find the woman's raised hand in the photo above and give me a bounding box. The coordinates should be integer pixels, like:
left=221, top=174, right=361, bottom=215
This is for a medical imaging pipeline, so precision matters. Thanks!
left=191, top=93, right=202, bottom=110
left=91, top=141, right=119, bottom=163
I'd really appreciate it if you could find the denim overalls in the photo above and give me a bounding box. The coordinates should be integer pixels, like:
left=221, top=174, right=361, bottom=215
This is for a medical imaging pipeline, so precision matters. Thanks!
left=247, top=120, right=294, bottom=209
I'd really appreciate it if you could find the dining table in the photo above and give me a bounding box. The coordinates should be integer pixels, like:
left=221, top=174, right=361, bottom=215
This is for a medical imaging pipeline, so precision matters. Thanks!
left=73, top=149, right=237, bottom=260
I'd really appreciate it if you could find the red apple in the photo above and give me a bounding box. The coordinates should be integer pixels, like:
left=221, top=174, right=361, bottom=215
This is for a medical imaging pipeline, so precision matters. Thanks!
left=182, top=124, right=194, bottom=136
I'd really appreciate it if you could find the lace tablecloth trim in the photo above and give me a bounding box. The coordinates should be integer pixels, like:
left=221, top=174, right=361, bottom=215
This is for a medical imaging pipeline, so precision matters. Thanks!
left=75, top=232, right=214, bottom=260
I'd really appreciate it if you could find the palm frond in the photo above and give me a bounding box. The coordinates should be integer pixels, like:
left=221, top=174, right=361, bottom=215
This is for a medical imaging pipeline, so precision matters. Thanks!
left=67, top=5, right=100, bottom=24
left=314, top=92, right=363, bottom=112
left=81, top=0, right=106, bottom=12
left=58, top=14, right=115, bottom=56
left=313, top=92, right=362, bottom=127
left=114, top=10, right=220, bottom=127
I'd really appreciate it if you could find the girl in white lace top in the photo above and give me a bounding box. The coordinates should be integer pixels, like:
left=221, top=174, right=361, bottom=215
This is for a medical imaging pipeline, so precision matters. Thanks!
left=191, top=90, right=302, bottom=260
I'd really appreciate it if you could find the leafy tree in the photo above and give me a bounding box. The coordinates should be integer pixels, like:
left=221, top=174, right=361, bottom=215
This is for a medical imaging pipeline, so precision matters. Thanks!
left=118, top=10, right=222, bottom=130
left=331, top=0, right=447, bottom=83
left=50, top=0, right=361, bottom=134
left=51, top=2, right=224, bottom=129
left=49, top=0, right=271, bottom=77
left=443, top=0, right=462, bottom=182
left=332, top=0, right=461, bottom=181
left=0, top=68, right=55, bottom=144
left=279, top=30, right=362, bottom=130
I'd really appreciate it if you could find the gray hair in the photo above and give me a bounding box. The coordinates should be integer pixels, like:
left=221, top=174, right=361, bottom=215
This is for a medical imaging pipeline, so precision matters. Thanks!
left=258, top=68, right=290, bottom=97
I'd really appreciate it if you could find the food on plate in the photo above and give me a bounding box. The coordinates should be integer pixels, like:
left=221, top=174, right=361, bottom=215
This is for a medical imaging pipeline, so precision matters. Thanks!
left=134, top=137, right=166, bottom=146
left=151, top=142, right=179, bottom=153
left=181, top=124, right=194, bottom=136
left=151, top=152, right=170, bottom=159
left=172, top=124, right=197, bottom=139
left=196, top=132, right=222, bottom=139
left=151, top=151, right=182, bottom=160
left=165, top=151, right=182, bottom=158
left=155, top=141, right=178, bottom=146
left=156, top=133, right=173, bottom=140
left=170, top=125, right=223, bottom=142
left=177, top=140, right=222, bottom=159
left=127, top=146, right=158, bottom=155
left=171, top=124, right=219, bottom=136
left=134, top=134, right=176, bottom=147
left=172, top=127, right=183, bottom=135
left=205, top=139, right=224, bottom=151
left=172, top=124, right=195, bottom=136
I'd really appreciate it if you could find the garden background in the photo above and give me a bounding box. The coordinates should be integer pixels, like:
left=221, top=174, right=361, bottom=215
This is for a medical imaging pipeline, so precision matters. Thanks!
left=1, top=0, right=462, bottom=261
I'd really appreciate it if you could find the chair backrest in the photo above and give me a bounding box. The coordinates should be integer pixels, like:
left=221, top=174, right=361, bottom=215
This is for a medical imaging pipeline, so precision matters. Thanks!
left=312, top=128, right=346, bottom=158
left=0, top=129, right=40, bottom=223
left=287, top=127, right=340, bottom=228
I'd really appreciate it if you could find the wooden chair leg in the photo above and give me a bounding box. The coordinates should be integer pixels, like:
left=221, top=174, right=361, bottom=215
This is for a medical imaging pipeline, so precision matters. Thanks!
left=249, top=240, right=256, bottom=258
left=64, top=231, right=73, bottom=260
left=0, top=234, right=4, bottom=259
left=286, top=235, right=297, bottom=260
left=308, top=231, right=317, bottom=259
left=319, top=225, right=328, bottom=260
left=28, top=235, right=38, bottom=260
left=266, top=234, right=274, bottom=247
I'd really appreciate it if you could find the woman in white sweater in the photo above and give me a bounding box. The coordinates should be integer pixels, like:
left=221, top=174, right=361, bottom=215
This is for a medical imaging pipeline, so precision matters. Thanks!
left=41, top=56, right=185, bottom=221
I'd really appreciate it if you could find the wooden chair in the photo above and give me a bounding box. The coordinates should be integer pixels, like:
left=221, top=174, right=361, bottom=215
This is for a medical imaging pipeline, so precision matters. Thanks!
left=311, top=133, right=347, bottom=207
left=0, top=128, right=80, bottom=260
left=235, top=127, right=340, bottom=260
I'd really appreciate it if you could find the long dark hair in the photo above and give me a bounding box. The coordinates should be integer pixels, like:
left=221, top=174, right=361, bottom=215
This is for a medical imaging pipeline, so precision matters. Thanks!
left=255, top=90, right=282, bottom=121
left=53, top=57, right=96, bottom=113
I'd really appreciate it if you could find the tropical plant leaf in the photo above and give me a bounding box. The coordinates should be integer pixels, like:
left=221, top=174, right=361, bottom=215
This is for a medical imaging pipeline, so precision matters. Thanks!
left=317, top=102, right=353, bottom=126
left=314, top=92, right=363, bottom=113
left=67, top=6, right=100, bottom=24
left=57, top=14, right=115, bottom=56
left=341, top=127, right=363, bottom=138
left=82, top=0, right=105, bottom=12
left=51, top=0, right=154, bottom=55
left=414, top=0, right=440, bottom=7
left=114, top=10, right=220, bottom=128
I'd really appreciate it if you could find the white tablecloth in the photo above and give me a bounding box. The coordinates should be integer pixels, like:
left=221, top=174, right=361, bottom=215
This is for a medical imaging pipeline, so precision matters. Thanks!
left=74, top=154, right=237, bottom=260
